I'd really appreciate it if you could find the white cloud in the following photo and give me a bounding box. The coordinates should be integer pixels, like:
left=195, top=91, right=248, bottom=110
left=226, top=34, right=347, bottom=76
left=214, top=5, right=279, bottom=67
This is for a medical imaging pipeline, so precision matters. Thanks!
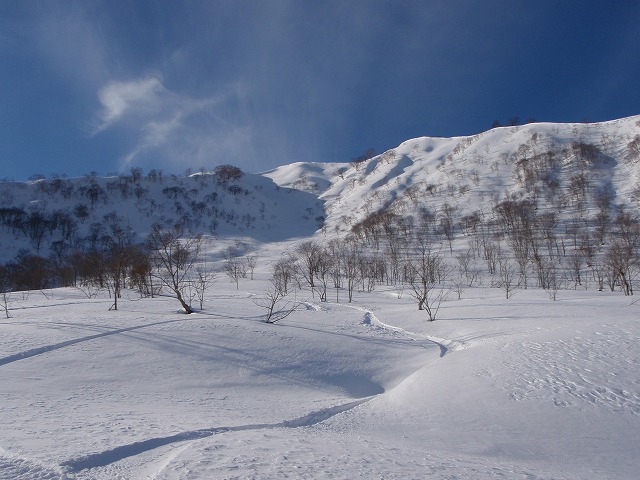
left=95, top=77, right=164, bottom=131
left=92, top=76, right=254, bottom=172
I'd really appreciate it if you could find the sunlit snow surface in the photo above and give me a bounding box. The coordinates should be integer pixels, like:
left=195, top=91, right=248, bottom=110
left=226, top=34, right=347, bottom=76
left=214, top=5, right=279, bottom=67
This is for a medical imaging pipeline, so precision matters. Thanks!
left=1, top=254, right=639, bottom=480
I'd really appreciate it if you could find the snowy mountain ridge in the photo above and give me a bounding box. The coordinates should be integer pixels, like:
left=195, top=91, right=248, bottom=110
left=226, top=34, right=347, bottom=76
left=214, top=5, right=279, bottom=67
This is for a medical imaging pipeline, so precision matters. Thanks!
left=266, top=114, right=640, bottom=235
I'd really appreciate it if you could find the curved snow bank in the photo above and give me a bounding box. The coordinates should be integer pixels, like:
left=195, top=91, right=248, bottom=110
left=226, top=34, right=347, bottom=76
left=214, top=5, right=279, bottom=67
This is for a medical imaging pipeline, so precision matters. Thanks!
left=361, top=310, right=467, bottom=356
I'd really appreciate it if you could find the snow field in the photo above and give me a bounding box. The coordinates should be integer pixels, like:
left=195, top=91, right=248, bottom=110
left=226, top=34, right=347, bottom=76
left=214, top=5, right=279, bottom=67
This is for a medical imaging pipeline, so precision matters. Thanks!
left=1, top=256, right=639, bottom=479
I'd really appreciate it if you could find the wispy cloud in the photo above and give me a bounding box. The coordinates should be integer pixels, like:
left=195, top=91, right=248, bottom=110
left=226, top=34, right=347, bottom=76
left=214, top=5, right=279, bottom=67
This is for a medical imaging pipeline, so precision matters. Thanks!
left=94, top=77, right=164, bottom=132
left=93, top=76, right=253, bottom=172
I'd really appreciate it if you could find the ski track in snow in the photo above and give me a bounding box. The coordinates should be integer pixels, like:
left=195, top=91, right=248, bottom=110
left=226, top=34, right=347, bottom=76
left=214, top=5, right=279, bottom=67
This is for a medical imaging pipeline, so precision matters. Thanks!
left=300, top=299, right=470, bottom=357
left=139, top=443, right=191, bottom=480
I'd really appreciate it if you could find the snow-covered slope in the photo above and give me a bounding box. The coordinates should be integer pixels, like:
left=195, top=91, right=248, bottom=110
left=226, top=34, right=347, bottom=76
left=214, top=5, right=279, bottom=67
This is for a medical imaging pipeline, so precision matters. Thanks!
left=0, top=171, right=324, bottom=259
left=262, top=161, right=345, bottom=196
left=267, top=115, right=640, bottom=235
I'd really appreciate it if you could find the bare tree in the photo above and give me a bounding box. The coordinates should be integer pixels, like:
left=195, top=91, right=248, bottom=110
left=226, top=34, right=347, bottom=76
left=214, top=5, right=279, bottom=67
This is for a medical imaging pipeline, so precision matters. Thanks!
left=314, top=248, right=334, bottom=302
left=295, top=240, right=323, bottom=291
left=0, top=265, right=11, bottom=318
left=484, top=241, right=501, bottom=275
left=404, top=239, right=449, bottom=321
left=246, top=255, right=258, bottom=280
left=358, top=254, right=378, bottom=293
left=536, top=256, right=561, bottom=300
left=147, top=223, right=202, bottom=313
left=439, top=203, right=457, bottom=254
left=272, top=256, right=298, bottom=296
left=615, top=211, right=640, bottom=250
left=128, top=246, right=154, bottom=298
left=71, top=250, right=103, bottom=298
left=341, top=239, right=362, bottom=303
left=329, top=252, right=342, bottom=303
left=214, top=164, right=244, bottom=183
left=100, top=215, right=135, bottom=311
left=223, top=248, right=247, bottom=289
left=456, top=248, right=481, bottom=286
left=507, top=233, right=531, bottom=289
left=591, top=261, right=606, bottom=292
left=24, top=211, right=50, bottom=252
left=594, top=211, right=610, bottom=247
left=535, top=212, right=558, bottom=258
left=254, top=288, right=292, bottom=323
left=254, top=278, right=302, bottom=324
left=496, top=255, right=517, bottom=299
left=605, top=240, right=636, bottom=296
left=192, top=265, right=216, bottom=310
left=254, top=256, right=305, bottom=323
left=6, top=252, right=53, bottom=292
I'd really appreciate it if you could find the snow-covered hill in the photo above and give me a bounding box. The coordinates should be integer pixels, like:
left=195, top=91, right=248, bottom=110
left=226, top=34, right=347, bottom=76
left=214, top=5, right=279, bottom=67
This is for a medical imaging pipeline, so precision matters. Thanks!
left=266, top=115, right=640, bottom=235
left=0, top=170, right=324, bottom=260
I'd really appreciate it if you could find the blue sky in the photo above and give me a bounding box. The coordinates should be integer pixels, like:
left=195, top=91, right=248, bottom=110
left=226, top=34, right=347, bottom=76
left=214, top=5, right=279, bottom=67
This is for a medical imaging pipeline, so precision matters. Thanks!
left=1, top=1, right=639, bottom=181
